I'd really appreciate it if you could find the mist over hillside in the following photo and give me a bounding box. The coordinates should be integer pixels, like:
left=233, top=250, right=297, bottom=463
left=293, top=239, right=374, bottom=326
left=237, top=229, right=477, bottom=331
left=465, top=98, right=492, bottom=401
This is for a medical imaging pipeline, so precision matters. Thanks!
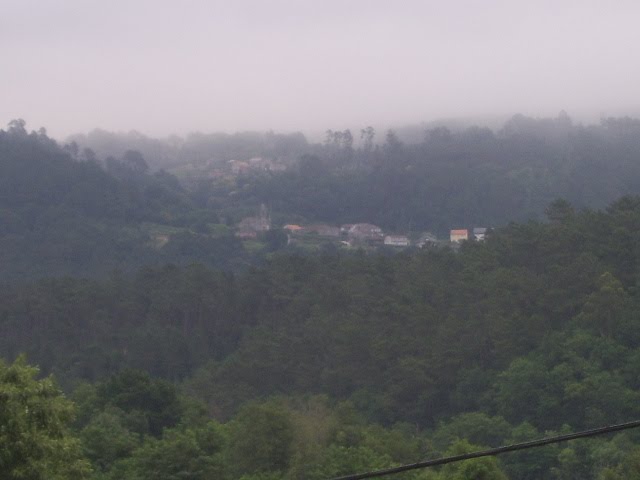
left=3, top=112, right=640, bottom=282
left=62, top=112, right=605, bottom=169
left=4, top=1, right=640, bottom=478
left=66, top=113, right=640, bottom=233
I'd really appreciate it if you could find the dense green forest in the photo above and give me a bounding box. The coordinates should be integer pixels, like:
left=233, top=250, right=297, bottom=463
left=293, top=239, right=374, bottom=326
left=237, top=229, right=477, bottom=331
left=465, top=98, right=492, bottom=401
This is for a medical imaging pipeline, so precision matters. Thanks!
left=0, top=120, right=254, bottom=280
left=5, top=118, right=640, bottom=478
left=5, top=197, right=640, bottom=478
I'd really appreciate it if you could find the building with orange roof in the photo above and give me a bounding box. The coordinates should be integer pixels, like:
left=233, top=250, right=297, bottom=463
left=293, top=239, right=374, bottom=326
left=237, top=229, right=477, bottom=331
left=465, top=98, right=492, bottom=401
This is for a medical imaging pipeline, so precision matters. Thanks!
left=450, top=229, right=468, bottom=243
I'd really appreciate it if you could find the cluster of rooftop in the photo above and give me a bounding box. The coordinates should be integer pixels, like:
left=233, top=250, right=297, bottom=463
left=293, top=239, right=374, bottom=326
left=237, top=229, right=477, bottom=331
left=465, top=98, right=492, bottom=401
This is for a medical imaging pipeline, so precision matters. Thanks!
left=283, top=223, right=439, bottom=248
left=235, top=207, right=488, bottom=247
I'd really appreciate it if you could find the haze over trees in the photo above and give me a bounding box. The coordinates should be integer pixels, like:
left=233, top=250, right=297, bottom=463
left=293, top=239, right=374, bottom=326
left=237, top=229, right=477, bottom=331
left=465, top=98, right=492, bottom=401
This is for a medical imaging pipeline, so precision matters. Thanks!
left=70, top=113, right=640, bottom=236
left=4, top=116, right=640, bottom=478
left=5, top=1, right=640, bottom=477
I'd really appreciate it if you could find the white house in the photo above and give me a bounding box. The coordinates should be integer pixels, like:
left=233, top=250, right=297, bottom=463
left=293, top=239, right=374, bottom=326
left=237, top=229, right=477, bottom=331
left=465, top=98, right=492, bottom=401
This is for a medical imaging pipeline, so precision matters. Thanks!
left=384, top=235, right=410, bottom=247
left=473, top=227, right=487, bottom=241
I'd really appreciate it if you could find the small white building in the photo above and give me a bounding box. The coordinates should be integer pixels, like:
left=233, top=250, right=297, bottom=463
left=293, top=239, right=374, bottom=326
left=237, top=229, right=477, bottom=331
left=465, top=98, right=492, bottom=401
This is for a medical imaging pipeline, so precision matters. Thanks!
left=473, top=227, right=487, bottom=241
left=384, top=235, right=410, bottom=247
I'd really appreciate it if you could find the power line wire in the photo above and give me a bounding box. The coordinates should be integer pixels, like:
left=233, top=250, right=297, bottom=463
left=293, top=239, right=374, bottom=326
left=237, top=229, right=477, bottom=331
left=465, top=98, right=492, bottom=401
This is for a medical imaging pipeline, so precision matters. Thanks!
left=329, top=419, right=640, bottom=480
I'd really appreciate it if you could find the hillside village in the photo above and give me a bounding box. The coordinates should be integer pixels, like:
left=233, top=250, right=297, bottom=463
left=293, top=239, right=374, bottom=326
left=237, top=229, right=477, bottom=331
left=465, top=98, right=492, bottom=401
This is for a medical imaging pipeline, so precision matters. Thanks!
left=235, top=205, right=488, bottom=248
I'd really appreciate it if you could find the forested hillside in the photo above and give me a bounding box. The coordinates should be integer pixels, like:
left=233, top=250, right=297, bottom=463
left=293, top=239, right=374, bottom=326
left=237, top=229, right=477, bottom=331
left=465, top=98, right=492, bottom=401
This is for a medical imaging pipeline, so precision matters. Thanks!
left=5, top=118, right=640, bottom=478
left=4, top=115, right=640, bottom=279
left=4, top=198, right=640, bottom=478
left=69, top=114, right=640, bottom=236
left=7, top=0, right=640, bottom=477
left=0, top=121, right=250, bottom=280
left=228, top=115, right=640, bottom=234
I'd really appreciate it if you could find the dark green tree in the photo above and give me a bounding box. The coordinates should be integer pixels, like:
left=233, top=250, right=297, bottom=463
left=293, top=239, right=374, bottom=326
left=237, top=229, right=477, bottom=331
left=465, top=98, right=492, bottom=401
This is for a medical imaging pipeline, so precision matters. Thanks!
left=0, top=357, right=91, bottom=480
left=227, top=401, right=295, bottom=477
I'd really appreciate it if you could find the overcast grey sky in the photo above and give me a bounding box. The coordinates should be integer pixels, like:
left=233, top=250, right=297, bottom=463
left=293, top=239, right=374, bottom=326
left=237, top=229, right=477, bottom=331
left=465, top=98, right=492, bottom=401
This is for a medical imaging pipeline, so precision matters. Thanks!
left=2, top=0, right=640, bottom=138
